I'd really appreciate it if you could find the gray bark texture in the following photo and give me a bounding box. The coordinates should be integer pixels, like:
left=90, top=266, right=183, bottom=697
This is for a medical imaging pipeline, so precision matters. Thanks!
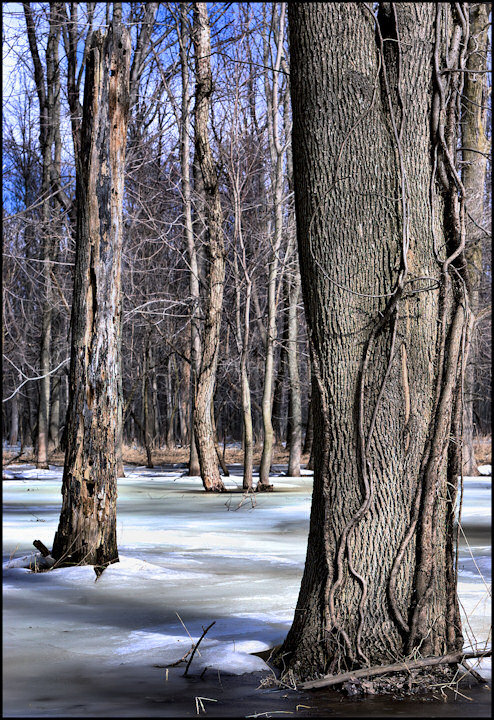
left=277, top=3, right=468, bottom=680
left=23, top=2, right=63, bottom=468
left=192, top=2, right=226, bottom=491
left=179, top=4, right=202, bottom=476
left=52, top=17, right=131, bottom=568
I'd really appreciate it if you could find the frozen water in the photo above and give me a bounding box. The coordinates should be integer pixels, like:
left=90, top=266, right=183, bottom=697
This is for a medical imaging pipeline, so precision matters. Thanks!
left=2, top=463, right=491, bottom=716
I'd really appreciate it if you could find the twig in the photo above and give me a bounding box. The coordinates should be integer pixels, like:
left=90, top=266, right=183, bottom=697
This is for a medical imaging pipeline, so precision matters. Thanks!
left=176, top=612, right=202, bottom=658
left=167, top=647, right=193, bottom=667
left=183, top=621, right=216, bottom=677
left=460, top=660, right=488, bottom=684
left=3, top=450, right=26, bottom=466
left=298, top=651, right=492, bottom=690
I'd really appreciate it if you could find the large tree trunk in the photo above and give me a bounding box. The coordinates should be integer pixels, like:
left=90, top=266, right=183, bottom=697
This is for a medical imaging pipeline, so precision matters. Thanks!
left=278, top=3, right=469, bottom=680
left=52, top=12, right=130, bottom=569
left=192, top=2, right=226, bottom=492
left=461, top=2, right=491, bottom=476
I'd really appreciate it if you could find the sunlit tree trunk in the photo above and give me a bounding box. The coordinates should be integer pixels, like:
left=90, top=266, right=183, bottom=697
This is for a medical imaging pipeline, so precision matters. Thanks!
left=179, top=4, right=202, bottom=476
left=52, top=11, right=130, bottom=569
left=258, top=3, right=287, bottom=490
left=23, top=2, right=63, bottom=469
left=461, top=2, right=490, bottom=476
left=192, top=2, right=226, bottom=491
left=278, top=3, right=468, bottom=679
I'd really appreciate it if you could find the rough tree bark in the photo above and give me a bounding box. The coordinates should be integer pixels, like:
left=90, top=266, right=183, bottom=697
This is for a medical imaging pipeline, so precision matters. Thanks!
left=277, top=3, right=470, bottom=681
left=52, top=10, right=130, bottom=569
left=192, top=2, right=226, bottom=491
left=178, top=4, right=202, bottom=476
left=461, top=2, right=491, bottom=476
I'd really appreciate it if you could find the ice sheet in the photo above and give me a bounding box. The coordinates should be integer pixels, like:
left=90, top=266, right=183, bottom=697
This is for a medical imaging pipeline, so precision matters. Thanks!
left=2, top=463, right=491, bottom=716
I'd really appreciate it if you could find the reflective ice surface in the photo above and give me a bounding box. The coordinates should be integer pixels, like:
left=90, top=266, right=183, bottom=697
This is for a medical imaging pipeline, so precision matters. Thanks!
left=2, top=464, right=491, bottom=717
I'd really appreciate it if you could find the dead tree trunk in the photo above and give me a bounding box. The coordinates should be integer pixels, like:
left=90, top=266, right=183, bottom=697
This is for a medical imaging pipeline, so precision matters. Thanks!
left=52, top=11, right=130, bottom=569
left=192, top=2, right=226, bottom=491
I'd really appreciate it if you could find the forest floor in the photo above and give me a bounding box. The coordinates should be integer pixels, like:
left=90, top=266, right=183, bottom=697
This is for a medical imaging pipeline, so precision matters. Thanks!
left=2, top=436, right=490, bottom=469
left=2, top=441, right=304, bottom=468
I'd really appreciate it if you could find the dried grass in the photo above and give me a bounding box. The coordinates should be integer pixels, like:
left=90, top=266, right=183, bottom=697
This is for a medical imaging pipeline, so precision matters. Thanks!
left=2, top=442, right=310, bottom=468
left=473, top=435, right=492, bottom=465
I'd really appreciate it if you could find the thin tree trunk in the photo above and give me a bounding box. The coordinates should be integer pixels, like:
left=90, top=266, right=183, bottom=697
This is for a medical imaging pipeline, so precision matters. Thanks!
left=143, top=338, right=153, bottom=468
left=192, top=2, right=226, bottom=491
left=179, top=4, right=202, bottom=476
left=303, top=385, right=313, bottom=456
left=48, top=374, right=60, bottom=451
left=9, top=395, right=19, bottom=447
left=258, top=3, right=287, bottom=490
left=150, top=345, right=159, bottom=447
left=23, top=3, right=62, bottom=469
left=212, top=401, right=229, bottom=476
left=179, top=358, right=190, bottom=446
left=272, top=293, right=288, bottom=446
left=52, top=12, right=130, bottom=569
left=461, top=2, right=490, bottom=476
left=166, top=354, right=179, bottom=448
left=287, top=270, right=302, bottom=476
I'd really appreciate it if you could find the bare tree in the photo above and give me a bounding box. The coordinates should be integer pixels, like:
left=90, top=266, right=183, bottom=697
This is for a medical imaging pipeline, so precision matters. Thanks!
left=52, top=7, right=131, bottom=569
left=191, top=2, right=226, bottom=491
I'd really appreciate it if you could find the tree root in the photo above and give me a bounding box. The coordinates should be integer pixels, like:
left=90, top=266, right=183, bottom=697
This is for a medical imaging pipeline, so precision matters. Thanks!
left=298, top=650, right=491, bottom=690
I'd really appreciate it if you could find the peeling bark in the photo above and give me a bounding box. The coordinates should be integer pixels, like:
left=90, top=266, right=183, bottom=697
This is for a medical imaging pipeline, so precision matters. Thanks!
left=52, top=14, right=130, bottom=568
left=192, top=2, right=226, bottom=492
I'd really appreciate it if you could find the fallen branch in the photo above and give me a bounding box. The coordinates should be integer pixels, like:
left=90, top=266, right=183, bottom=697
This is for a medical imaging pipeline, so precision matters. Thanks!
left=183, top=621, right=216, bottom=677
left=3, top=450, right=26, bottom=467
left=460, top=659, right=488, bottom=684
left=298, top=651, right=492, bottom=690
left=33, top=540, right=50, bottom=557
left=167, top=647, right=193, bottom=667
